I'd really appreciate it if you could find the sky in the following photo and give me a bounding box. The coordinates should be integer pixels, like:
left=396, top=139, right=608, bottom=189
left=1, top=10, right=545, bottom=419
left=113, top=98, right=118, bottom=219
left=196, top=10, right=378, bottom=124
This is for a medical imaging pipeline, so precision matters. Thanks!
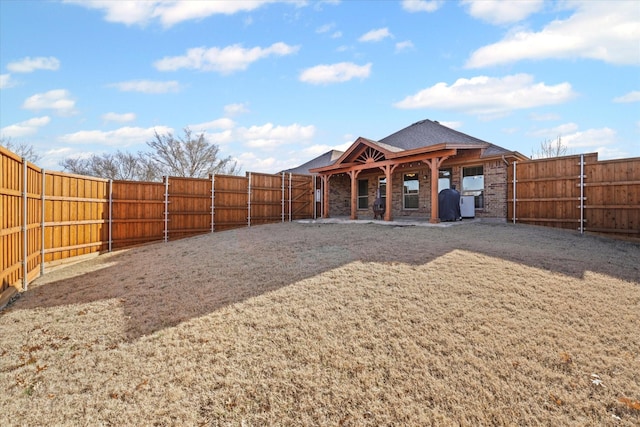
left=1, top=0, right=639, bottom=174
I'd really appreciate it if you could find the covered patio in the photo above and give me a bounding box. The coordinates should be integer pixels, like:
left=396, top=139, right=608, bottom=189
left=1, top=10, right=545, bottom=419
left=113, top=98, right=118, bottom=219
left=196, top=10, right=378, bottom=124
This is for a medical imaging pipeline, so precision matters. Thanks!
left=310, top=136, right=486, bottom=223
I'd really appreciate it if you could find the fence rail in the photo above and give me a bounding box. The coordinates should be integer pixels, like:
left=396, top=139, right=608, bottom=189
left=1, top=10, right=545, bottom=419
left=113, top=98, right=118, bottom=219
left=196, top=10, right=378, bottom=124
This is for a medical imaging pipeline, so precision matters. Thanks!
left=508, top=153, right=640, bottom=240
left=1, top=146, right=315, bottom=304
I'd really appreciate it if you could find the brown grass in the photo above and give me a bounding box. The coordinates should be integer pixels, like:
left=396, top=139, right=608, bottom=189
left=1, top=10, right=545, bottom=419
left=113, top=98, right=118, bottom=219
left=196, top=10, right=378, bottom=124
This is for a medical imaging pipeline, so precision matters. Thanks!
left=1, top=221, right=639, bottom=426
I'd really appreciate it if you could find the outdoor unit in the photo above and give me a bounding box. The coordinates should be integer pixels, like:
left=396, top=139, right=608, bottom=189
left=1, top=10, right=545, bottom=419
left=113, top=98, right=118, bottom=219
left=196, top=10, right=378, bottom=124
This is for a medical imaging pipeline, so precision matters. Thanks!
left=460, top=196, right=475, bottom=218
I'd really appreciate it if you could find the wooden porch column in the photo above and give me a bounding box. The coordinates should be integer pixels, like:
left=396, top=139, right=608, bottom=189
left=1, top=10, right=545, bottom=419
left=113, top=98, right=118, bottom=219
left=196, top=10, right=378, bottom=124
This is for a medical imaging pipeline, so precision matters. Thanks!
left=380, top=164, right=398, bottom=221
left=425, top=156, right=449, bottom=223
left=321, top=174, right=331, bottom=218
left=347, top=170, right=361, bottom=219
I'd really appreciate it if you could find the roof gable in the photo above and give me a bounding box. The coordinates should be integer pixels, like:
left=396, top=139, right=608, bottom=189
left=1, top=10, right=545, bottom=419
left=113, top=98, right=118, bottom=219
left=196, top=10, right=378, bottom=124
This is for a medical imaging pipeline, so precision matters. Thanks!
left=331, top=137, right=402, bottom=166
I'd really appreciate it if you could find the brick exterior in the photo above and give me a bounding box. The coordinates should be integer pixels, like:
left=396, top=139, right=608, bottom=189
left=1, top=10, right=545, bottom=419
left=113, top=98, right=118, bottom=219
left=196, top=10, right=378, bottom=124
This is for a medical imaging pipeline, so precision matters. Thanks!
left=326, top=160, right=509, bottom=220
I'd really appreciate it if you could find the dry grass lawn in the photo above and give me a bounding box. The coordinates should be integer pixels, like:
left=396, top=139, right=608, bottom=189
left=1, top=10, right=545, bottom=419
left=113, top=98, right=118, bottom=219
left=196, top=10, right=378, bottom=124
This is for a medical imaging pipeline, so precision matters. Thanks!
left=1, top=221, right=639, bottom=426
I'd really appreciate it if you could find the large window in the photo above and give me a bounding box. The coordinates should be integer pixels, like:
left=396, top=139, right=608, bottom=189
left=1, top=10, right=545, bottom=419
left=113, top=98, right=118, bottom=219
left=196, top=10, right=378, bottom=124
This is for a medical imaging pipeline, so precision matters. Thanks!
left=357, top=179, right=368, bottom=209
left=403, top=173, right=419, bottom=209
left=462, top=166, right=484, bottom=209
left=438, top=168, right=452, bottom=193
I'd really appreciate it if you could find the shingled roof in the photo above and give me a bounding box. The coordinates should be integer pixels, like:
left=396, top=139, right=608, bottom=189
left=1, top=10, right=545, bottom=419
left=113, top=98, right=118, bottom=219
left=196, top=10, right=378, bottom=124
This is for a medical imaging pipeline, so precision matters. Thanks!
left=288, top=119, right=527, bottom=175
left=380, top=119, right=512, bottom=157
left=281, top=149, right=343, bottom=175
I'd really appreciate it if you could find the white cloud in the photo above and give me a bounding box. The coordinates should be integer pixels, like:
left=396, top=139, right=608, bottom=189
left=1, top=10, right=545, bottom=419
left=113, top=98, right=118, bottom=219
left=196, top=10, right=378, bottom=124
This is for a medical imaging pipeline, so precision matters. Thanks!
left=395, top=40, right=414, bottom=52
left=6, top=56, right=60, bottom=73
left=101, top=112, right=136, bottom=123
left=58, top=126, right=173, bottom=147
left=207, top=129, right=235, bottom=146
left=529, top=122, right=580, bottom=138
left=466, top=1, right=640, bottom=67
left=316, top=23, right=335, bottom=34
left=358, top=27, right=393, bottom=43
left=109, top=80, right=180, bottom=93
left=196, top=121, right=316, bottom=152
left=153, top=0, right=275, bottom=27
left=613, top=91, right=640, bottom=103
left=1, top=116, right=51, bottom=138
left=401, top=0, right=443, bottom=13
left=224, top=103, right=250, bottom=116
left=154, top=42, right=299, bottom=74
left=461, top=0, right=544, bottom=25
left=235, top=151, right=278, bottom=174
left=299, top=62, right=372, bottom=84
left=561, top=127, right=627, bottom=159
left=0, top=74, right=15, bottom=89
left=238, top=123, right=315, bottom=149
left=438, top=121, right=463, bottom=130
left=393, top=74, right=575, bottom=117
left=563, top=127, right=617, bottom=149
left=22, top=89, right=76, bottom=116
left=63, top=0, right=274, bottom=27
left=189, top=118, right=236, bottom=132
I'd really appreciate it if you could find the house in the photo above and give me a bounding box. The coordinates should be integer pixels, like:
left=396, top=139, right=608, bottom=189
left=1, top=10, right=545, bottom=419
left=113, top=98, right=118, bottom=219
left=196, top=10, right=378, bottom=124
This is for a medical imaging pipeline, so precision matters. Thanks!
left=286, top=119, right=528, bottom=222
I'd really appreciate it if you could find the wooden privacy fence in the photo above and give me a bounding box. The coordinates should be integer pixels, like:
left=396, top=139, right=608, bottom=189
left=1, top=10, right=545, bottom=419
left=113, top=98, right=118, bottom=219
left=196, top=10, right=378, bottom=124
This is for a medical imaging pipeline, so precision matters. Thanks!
left=508, top=153, right=640, bottom=240
left=1, top=146, right=315, bottom=302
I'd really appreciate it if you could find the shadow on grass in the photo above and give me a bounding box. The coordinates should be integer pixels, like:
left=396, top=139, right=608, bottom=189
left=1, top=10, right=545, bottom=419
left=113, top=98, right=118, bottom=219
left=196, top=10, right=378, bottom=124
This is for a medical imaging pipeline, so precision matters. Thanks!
left=8, top=221, right=640, bottom=342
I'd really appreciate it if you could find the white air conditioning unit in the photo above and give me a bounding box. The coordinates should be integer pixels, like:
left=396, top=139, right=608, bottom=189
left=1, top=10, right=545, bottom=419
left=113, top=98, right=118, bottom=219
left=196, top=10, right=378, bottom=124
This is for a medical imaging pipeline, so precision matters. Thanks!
left=460, top=196, right=475, bottom=218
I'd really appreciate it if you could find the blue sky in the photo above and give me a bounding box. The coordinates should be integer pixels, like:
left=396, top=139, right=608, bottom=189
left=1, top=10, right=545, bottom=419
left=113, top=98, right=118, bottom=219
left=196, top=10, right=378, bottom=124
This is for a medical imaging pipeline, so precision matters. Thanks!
left=1, top=0, right=639, bottom=174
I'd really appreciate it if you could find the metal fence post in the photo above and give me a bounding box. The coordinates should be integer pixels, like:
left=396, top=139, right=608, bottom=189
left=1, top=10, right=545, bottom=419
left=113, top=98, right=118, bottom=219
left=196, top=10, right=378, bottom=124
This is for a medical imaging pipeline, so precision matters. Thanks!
left=289, top=173, right=292, bottom=222
left=22, top=158, right=28, bottom=291
left=108, top=179, right=113, bottom=252
left=579, top=154, right=585, bottom=234
left=281, top=171, right=285, bottom=223
left=211, top=174, right=215, bottom=233
left=248, top=172, right=252, bottom=227
left=163, top=176, right=169, bottom=243
left=512, top=161, right=517, bottom=224
left=40, top=170, right=46, bottom=277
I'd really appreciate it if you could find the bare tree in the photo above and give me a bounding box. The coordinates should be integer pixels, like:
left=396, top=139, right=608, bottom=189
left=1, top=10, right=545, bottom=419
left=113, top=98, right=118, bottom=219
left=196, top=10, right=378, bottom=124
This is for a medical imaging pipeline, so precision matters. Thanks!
left=60, top=151, right=163, bottom=181
left=532, top=136, right=568, bottom=159
left=1, top=136, right=42, bottom=163
left=146, top=128, right=238, bottom=178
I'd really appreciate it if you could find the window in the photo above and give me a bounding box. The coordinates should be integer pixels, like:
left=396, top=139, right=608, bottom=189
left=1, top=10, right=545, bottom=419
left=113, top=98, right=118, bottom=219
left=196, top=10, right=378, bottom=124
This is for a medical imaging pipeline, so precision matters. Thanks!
left=378, top=176, right=387, bottom=204
left=462, top=166, right=484, bottom=209
left=438, top=169, right=452, bottom=193
left=357, top=179, right=368, bottom=209
left=403, top=173, right=419, bottom=209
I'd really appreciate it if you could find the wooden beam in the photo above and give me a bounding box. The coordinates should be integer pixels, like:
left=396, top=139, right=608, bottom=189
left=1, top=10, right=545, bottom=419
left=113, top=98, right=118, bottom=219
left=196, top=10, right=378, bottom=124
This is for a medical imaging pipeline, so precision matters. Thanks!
left=310, top=149, right=458, bottom=175
left=348, top=170, right=361, bottom=219
left=321, top=175, right=330, bottom=218
left=425, top=156, right=450, bottom=223
left=379, top=164, right=397, bottom=221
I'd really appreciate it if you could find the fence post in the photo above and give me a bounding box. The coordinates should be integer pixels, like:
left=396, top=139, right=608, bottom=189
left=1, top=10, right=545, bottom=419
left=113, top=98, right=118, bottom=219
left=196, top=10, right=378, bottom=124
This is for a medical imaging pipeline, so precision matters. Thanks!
left=579, top=154, right=585, bottom=234
left=22, top=158, right=28, bottom=291
left=163, top=176, right=169, bottom=243
left=248, top=172, right=252, bottom=227
left=40, top=170, right=46, bottom=277
left=211, top=174, right=215, bottom=233
left=312, top=174, right=317, bottom=220
left=289, top=173, right=292, bottom=222
left=281, top=172, right=285, bottom=223
left=108, top=179, right=113, bottom=252
left=320, top=176, right=324, bottom=219
left=512, top=161, right=517, bottom=224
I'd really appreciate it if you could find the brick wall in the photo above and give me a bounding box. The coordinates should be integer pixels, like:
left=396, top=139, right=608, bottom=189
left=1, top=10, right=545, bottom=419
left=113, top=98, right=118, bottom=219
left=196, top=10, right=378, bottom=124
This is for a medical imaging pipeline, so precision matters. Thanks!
left=326, top=160, right=509, bottom=220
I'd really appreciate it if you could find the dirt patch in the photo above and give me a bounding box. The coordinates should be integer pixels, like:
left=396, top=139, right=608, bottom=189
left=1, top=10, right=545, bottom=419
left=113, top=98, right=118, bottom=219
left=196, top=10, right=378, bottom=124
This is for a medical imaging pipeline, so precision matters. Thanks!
left=1, top=221, right=639, bottom=425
